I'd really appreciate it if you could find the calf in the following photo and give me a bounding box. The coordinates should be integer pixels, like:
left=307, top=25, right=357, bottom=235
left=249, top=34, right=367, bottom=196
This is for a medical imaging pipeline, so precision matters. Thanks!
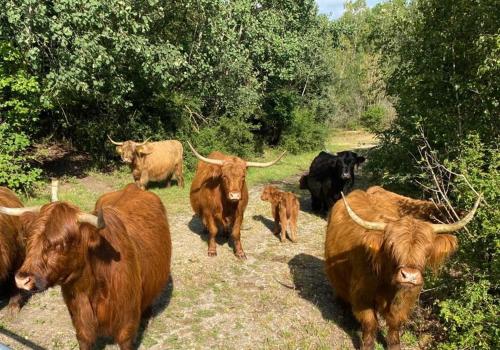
left=109, top=136, right=184, bottom=189
left=189, top=143, right=285, bottom=258
left=1, top=184, right=171, bottom=350
left=325, top=186, right=481, bottom=349
left=300, top=151, right=365, bottom=213
left=260, top=185, right=299, bottom=243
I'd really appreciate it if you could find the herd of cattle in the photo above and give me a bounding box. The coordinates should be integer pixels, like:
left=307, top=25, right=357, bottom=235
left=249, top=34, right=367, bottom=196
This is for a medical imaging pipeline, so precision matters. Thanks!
left=0, top=138, right=481, bottom=350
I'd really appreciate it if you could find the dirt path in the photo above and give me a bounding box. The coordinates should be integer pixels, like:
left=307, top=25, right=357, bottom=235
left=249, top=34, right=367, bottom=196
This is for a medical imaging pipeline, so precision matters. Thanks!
left=0, top=132, right=419, bottom=349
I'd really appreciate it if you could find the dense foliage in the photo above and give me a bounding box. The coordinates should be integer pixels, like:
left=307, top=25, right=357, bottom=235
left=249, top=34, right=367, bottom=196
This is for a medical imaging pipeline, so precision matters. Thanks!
left=0, top=0, right=342, bottom=189
left=359, top=0, right=499, bottom=348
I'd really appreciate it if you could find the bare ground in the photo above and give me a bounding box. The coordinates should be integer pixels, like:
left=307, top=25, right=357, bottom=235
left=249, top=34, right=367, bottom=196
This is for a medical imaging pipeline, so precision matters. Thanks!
left=0, top=131, right=423, bottom=350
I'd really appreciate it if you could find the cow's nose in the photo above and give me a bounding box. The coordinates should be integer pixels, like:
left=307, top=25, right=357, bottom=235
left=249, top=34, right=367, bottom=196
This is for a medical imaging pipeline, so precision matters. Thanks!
left=397, top=267, right=423, bottom=286
left=228, top=192, right=241, bottom=201
left=15, top=272, right=34, bottom=290
left=341, top=172, right=351, bottom=179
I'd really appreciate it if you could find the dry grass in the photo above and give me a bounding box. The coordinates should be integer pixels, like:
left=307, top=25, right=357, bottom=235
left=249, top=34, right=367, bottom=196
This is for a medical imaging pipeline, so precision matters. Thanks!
left=0, top=131, right=421, bottom=350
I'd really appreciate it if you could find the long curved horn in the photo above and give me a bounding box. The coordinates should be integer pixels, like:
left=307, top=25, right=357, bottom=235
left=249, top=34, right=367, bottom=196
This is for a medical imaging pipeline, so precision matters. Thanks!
left=77, top=212, right=105, bottom=229
left=51, top=178, right=59, bottom=202
left=187, top=141, right=225, bottom=166
left=107, top=134, right=124, bottom=146
left=0, top=206, right=41, bottom=216
left=246, top=151, right=287, bottom=168
left=134, top=137, right=151, bottom=147
left=431, top=194, right=482, bottom=233
left=341, top=192, right=387, bottom=231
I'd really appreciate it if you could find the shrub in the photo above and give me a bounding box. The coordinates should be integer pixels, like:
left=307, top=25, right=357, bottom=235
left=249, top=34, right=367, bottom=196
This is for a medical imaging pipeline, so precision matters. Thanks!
left=178, top=115, right=257, bottom=173
left=279, top=106, right=327, bottom=154
left=0, top=124, right=41, bottom=191
left=438, top=280, right=499, bottom=350
left=432, top=135, right=499, bottom=349
left=360, top=104, right=386, bottom=132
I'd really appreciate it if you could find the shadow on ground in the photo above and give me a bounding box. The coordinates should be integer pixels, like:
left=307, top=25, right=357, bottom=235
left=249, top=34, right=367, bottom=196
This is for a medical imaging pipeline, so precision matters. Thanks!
left=0, top=327, right=47, bottom=350
left=252, top=215, right=283, bottom=242
left=288, top=253, right=360, bottom=348
left=289, top=253, right=389, bottom=348
left=187, top=215, right=234, bottom=251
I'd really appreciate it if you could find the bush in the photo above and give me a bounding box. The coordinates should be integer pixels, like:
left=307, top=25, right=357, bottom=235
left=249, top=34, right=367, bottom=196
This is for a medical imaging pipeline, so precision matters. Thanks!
left=178, top=115, right=257, bottom=173
left=360, top=104, right=386, bottom=132
left=433, top=135, right=499, bottom=349
left=0, top=124, right=41, bottom=191
left=438, top=280, right=499, bottom=350
left=279, top=106, right=327, bottom=154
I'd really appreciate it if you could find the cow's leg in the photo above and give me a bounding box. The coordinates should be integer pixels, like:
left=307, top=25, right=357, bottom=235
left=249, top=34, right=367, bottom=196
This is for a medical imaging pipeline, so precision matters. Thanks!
left=352, top=306, right=378, bottom=350
left=67, top=301, right=97, bottom=350
left=279, top=205, right=288, bottom=242
left=231, top=214, right=246, bottom=259
left=290, top=207, right=298, bottom=243
left=62, top=290, right=98, bottom=350
left=6, top=289, right=25, bottom=314
left=272, top=205, right=280, bottom=235
left=116, top=326, right=138, bottom=350
left=326, top=195, right=336, bottom=211
left=139, top=171, right=149, bottom=190
left=386, top=323, right=401, bottom=350
left=205, top=215, right=218, bottom=257
left=175, top=162, right=184, bottom=188
left=385, top=305, right=408, bottom=350
left=311, top=195, right=321, bottom=212
left=132, top=169, right=142, bottom=189
left=118, top=340, right=134, bottom=350
left=5, top=277, right=26, bottom=314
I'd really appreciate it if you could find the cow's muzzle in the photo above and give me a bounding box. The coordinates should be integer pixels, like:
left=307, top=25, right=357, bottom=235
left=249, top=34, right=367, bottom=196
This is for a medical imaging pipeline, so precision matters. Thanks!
left=228, top=192, right=241, bottom=202
left=15, top=271, right=46, bottom=292
left=396, top=267, right=423, bottom=287
left=341, top=172, right=351, bottom=180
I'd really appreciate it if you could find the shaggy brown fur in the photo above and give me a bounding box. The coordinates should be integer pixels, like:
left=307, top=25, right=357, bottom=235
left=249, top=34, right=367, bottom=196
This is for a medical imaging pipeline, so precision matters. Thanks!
left=115, top=140, right=184, bottom=189
left=15, top=184, right=171, bottom=350
left=260, top=185, right=299, bottom=243
left=325, top=186, right=459, bottom=350
left=0, top=187, right=26, bottom=311
left=190, top=152, right=249, bottom=259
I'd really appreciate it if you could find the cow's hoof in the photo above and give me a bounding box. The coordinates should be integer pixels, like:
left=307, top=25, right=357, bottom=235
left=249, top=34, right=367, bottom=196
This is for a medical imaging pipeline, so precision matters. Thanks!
left=208, top=250, right=217, bottom=257
left=235, top=251, right=247, bottom=259
left=291, top=239, right=298, bottom=243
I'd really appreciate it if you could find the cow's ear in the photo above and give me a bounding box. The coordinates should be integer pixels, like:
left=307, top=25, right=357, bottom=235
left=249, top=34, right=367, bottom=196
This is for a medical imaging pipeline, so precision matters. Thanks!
left=87, top=229, right=102, bottom=249
left=116, top=146, right=123, bottom=154
left=428, top=234, right=457, bottom=271
left=363, top=231, right=383, bottom=254
left=136, top=144, right=153, bottom=156
left=356, top=156, right=366, bottom=164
